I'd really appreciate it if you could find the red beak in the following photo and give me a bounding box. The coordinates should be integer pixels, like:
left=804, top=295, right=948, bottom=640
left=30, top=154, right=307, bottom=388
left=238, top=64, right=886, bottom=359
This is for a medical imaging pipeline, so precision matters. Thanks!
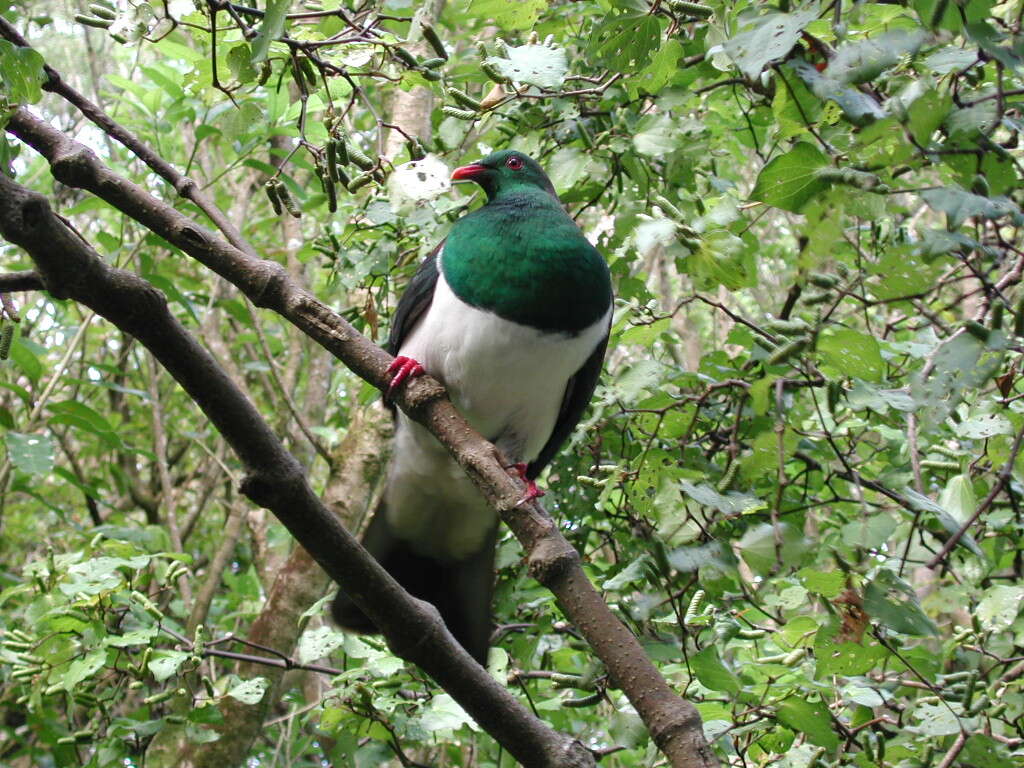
left=451, top=163, right=488, bottom=181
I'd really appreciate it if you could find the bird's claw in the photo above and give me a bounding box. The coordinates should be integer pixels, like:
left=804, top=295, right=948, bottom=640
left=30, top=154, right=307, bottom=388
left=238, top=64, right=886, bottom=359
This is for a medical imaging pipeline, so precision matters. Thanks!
left=386, top=355, right=425, bottom=399
left=509, top=462, right=545, bottom=506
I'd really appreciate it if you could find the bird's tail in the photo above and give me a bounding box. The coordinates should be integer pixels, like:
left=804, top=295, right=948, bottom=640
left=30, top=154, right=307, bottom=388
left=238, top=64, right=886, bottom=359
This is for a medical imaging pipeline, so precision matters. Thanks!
left=330, top=503, right=497, bottom=665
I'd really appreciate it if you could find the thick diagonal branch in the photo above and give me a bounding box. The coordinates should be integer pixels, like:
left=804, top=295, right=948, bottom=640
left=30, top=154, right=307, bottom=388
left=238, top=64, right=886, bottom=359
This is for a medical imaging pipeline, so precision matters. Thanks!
left=0, top=174, right=594, bottom=768
left=6, top=106, right=715, bottom=766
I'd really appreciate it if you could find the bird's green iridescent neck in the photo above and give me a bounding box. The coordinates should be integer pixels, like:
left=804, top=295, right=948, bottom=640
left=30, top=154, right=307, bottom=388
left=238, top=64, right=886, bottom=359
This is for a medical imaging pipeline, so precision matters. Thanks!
left=440, top=188, right=612, bottom=334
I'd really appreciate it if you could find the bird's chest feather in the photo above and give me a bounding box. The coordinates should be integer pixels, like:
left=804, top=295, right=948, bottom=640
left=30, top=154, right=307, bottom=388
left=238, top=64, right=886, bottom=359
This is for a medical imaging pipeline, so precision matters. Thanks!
left=399, top=268, right=607, bottom=458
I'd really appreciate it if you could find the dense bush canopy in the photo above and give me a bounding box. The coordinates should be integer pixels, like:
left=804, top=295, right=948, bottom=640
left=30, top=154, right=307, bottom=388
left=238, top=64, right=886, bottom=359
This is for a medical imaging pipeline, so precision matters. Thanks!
left=2, top=0, right=1024, bottom=766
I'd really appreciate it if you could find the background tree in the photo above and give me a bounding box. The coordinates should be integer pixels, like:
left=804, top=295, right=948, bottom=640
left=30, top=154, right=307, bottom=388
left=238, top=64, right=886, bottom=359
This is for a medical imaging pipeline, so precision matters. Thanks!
left=2, top=0, right=1024, bottom=767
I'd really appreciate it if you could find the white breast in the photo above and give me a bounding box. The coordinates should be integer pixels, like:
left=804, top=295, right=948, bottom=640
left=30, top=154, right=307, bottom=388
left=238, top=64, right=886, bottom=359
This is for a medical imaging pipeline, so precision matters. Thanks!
left=385, top=254, right=610, bottom=560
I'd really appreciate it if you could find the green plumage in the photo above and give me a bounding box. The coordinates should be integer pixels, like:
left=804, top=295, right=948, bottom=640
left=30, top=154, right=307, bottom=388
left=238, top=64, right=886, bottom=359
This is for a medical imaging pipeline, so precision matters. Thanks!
left=441, top=151, right=612, bottom=334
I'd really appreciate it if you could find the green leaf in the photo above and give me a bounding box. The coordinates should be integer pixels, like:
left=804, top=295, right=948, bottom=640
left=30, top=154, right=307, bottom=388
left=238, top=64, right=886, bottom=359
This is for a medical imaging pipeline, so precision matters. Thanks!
left=0, top=40, right=47, bottom=104
left=723, top=6, right=820, bottom=80
left=297, top=625, right=346, bottom=664
left=226, top=676, right=268, bottom=705
left=630, top=38, right=684, bottom=96
left=680, top=481, right=765, bottom=515
left=956, top=412, right=1013, bottom=439
left=921, top=187, right=1023, bottom=229
left=825, top=29, right=927, bottom=84
left=250, top=0, right=288, bottom=62
left=775, top=697, right=839, bottom=750
left=416, top=693, right=474, bottom=733
left=902, top=488, right=983, bottom=557
left=6, top=432, right=54, bottom=475
left=912, top=702, right=961, bottom=736
left=962, top=734, right=1015, bottom=768
left=750, top=143, right=829, bottom=213
left=486, top=43, right=568, bottom=89
left=863, top=569, right=938, bottom=636
left=798, top=568, right=846, bottom=599
left=63, top=648, right=107, bottom=691
left=840, top=513, right=898, bottom=550
left=977, top=585, right=1024, bottom=631
left=468, top=0, right=545, bottom=30
left=938, top=475, right=976, bottom=523
left=149, top=650, right=189, bottom=682
left=788, top=59, right=885, bottom=126
left=690, top=646, right=739, bottom=695
left=817, top=328, right=884, bottom=382
left=590, top=12, right=661, bottom=71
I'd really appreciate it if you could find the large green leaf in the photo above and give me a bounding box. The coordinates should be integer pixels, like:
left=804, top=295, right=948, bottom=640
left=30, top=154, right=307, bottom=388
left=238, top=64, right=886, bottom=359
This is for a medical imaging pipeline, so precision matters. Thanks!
left=468, top=0, right=545, bottom=30
left=750, top=143, right=829, bottom=212
left=5, top=432, right=54, bottom=476
left=250, top=0, right=288, bottom=62
left=775, top=697, right=839, bottom=750
left=723, top=7, right=820, bottom=80
left=863, top=569, right=938, bottom=636
left=817, top=329, right=884, bottom=382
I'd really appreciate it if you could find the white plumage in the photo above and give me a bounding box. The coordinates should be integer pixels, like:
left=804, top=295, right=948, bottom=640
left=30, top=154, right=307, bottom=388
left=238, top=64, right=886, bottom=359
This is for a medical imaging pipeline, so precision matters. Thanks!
left=385, top=253, right=611, bottom=561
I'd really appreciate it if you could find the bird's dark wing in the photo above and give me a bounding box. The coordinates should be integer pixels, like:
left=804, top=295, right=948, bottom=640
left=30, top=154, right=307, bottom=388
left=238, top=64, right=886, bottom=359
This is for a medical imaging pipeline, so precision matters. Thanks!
left=387, top=241, right=442, bottom=355
left=526, top=329, right=609, bottom=480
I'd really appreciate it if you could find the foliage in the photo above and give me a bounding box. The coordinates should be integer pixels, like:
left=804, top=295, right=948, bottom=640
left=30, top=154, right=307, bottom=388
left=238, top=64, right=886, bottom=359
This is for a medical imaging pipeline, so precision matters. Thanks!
left=2, top=0, right=1024, bottom=766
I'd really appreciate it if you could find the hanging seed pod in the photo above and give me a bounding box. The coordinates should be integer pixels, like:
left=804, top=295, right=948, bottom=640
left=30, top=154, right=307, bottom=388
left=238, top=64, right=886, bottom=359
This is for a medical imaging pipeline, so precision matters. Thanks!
left=257, top=60, right=272, bottom=86
left=421, top=23, right=447, bottom=60
left=88, top=3, right=117, bottom=19
left=766, top=317, right=812, bottom=335
left=808, top=272, right=839, bottom=288
left=74, top=14, right=112, bottom=28
left=654, top=194, right=682, bottom=220
left=347, top=172, right=374, bottom=192
left=332, top=135, right=349, bottom=166
left=299, top=56, right=318, bottom=88
left=494, top=38, right=509, bottom=57
left=475, top=41, right=488, bottom=59
left=964, top=320, right=990, bottom=342
left=801, top=289, right=833, bottom=305
left=347, top=141, right=375, bottom=170
left=684, top=590, right=706, bottom=625
left=992, top=302, right=1005, bottom=329
left=752, top=333, right=777, bottom=352
left=765, top=336, right=809, bottom=366
left=0, top=323, right=14, bottom=360
left=326, top=140, right=338, bottom=182
left=392, top=46, right=419, bottom=68
left=336, top=166, right=351, bottom=188
left=264, top=180, right=283, bottom=215
left=447, top=87, right=481, bottom=111
left=420, top=68, right=442, bottom=81
left=576, top=120, right=594, bottom=149
left=275, top=180, right=302, bottom=218
left=318, top=168, right=337, bottom=212
left=481, top=61, right=510, bottom=84
left=421, top=57, right=446, bottom=70
left=442, top=106, right=477, bottom=121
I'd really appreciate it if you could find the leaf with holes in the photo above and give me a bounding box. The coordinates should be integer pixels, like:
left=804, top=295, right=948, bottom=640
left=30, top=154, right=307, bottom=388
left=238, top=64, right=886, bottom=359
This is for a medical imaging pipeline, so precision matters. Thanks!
left=6, top=432, right=54, bottom=476
left=723, top=7, right=820, bottom=80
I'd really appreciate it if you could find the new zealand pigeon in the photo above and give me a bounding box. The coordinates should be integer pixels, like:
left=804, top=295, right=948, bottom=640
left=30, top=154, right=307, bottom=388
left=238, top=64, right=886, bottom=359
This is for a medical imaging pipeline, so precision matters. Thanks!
left=331, top=149, right=613, bottom=664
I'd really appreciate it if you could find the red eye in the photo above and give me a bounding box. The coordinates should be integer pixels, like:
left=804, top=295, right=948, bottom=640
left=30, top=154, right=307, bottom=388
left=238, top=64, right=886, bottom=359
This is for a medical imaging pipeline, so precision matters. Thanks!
left=505, top=156, right=524, bottom=170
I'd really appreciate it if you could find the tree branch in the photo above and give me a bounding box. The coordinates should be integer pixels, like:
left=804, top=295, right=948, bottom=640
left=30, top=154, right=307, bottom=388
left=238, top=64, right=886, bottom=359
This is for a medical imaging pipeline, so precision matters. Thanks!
left=0, top=174, right=594, bottom=768
left=5, top=105, right=715, bottom=767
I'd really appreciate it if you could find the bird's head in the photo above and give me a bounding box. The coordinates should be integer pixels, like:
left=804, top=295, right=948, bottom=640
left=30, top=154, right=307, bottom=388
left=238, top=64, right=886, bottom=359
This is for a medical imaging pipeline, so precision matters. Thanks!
left=451, top=150, right=556, bottom=201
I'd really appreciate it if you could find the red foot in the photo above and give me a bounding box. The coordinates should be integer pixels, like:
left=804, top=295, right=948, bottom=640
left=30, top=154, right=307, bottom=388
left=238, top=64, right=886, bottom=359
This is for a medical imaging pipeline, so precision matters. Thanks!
left=386, top=355, right=425, bottom=398
left=510, top=462, right=545, bottom=506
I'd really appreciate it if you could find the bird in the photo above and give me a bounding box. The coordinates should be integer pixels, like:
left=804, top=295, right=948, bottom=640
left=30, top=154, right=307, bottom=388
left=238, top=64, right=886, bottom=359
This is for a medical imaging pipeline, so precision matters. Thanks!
left=331, top=149, right=613, bottom=664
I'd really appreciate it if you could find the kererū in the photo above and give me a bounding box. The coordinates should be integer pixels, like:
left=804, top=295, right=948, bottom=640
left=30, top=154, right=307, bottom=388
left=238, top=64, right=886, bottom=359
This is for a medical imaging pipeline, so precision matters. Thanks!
left=331, top=149, right=613, bottom=664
